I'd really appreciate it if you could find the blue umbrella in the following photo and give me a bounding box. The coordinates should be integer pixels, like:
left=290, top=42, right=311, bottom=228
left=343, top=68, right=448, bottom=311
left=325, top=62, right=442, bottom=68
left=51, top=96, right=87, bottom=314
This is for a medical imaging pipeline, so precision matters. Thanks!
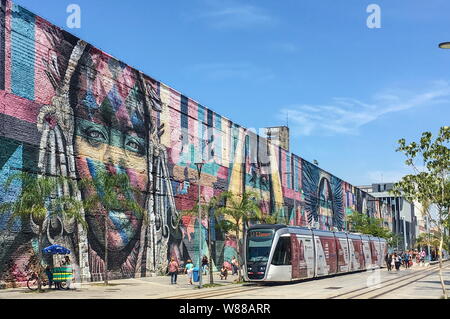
left=42, top=244, right=71, bottom=255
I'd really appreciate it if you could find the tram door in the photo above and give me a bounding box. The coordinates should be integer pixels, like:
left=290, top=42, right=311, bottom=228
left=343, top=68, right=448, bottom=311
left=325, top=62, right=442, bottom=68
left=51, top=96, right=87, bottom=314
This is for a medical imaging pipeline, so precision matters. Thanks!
left=369, top=239, right=381, bottom=267
left=362, top=240, right=372, bottom=269
left=350, top=239, right=364, bottom=271
left=291, top=234, right=314, bottom=279
left=380, top=240, right=387, bottom=267
left=314, top=235, right=337, bottom=276
left=336, top=237, right=350, bottom=273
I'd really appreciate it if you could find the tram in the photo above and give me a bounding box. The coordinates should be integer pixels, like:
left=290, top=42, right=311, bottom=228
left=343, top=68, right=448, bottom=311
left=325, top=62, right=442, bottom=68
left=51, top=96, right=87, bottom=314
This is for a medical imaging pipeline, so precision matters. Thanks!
left=244, top=224, right=387, bottom=282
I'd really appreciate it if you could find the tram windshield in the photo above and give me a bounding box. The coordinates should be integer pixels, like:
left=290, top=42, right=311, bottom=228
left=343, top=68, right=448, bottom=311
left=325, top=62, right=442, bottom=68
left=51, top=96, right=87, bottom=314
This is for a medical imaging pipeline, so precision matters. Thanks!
left=247, top=229, right=274, bottom=262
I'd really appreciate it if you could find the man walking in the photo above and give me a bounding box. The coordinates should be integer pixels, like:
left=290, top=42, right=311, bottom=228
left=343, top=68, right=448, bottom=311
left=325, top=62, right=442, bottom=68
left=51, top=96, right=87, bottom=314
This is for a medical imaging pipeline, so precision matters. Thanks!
left=385, top=253, right=392, bottom=271
left=403, top=252, right=410, bottom=269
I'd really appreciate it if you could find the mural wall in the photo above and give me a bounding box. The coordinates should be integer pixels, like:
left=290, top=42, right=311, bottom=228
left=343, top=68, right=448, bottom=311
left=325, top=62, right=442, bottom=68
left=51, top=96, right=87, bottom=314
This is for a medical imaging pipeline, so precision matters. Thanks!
left=0, top=0, right=380, bottom=285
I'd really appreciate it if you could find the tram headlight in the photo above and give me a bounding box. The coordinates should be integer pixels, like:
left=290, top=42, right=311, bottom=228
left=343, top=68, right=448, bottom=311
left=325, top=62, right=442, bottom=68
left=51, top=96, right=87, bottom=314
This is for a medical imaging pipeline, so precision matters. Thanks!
left=259, top=266, right=266, bottom=271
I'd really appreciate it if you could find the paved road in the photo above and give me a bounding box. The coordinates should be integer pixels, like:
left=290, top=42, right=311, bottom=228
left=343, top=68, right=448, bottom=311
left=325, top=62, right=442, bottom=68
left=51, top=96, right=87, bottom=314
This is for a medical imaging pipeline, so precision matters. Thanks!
left=0, top=262, right=448, bottom=299
left=214, top=262, right=450, bottom=299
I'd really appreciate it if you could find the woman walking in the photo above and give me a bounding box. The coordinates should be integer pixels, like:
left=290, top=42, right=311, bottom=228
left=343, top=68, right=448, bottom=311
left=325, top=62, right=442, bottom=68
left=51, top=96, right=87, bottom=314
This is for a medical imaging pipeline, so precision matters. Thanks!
left=184, top=259, right=194, bottom=285
left=168, top=257, right=179, bottom=285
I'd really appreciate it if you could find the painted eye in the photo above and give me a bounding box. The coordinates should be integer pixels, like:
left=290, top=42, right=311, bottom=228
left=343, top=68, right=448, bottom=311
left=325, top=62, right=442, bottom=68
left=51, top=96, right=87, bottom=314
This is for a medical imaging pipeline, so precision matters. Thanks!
left=87, top=129, right=106, bottom=141
left=125, top=138, right=143, bottom=154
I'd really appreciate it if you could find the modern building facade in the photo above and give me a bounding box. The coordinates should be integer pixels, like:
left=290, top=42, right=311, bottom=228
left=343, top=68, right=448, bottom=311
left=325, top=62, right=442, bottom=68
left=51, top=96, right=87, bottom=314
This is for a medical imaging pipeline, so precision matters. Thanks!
left=358, top=183, right=418, bottom=251
left=0, top=0, right=383, bottom=285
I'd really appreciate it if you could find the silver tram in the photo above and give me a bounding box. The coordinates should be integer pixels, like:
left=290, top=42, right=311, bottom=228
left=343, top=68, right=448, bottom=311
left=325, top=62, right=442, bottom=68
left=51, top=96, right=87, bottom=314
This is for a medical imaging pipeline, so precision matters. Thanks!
left=244, top=224, right=387, bottom=282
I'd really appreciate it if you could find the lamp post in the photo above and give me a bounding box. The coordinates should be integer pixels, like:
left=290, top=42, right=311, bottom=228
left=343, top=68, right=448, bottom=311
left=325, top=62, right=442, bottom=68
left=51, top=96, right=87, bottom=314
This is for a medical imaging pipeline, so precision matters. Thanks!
left=439, top=42, right=450, bottom=49
left=195, top=162, right=204, bottom=289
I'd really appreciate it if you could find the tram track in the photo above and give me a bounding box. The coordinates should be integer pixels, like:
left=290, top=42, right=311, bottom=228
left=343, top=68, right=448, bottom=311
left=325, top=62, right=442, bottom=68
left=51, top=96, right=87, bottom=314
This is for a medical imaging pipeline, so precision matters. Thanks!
left=163, top=284, right=265, bottom=299
left=163, top=262, right=448, bottom=299
left=328, top=262, right=449, bottom=299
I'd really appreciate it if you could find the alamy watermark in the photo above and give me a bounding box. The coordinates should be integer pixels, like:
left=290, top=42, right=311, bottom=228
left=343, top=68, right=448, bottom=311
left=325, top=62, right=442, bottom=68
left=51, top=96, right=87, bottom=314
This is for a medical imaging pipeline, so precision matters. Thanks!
left=367, top=4, right=381, bottom=29
left=66, top=4, right=81, bottom=29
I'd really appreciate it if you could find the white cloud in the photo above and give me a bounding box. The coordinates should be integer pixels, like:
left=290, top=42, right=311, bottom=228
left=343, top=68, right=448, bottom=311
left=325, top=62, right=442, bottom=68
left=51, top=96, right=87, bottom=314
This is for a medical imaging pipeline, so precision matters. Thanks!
left=270, top=42, right=299, bottom=54
left=366, top=164, right=428, bottom=184
left=192, top=1, right=277, bottom=29
left=281, top=81, right=450, bottom=136
left=366, top=170, right=408, bottom=184
left=184, top=62, right=274, bottom=81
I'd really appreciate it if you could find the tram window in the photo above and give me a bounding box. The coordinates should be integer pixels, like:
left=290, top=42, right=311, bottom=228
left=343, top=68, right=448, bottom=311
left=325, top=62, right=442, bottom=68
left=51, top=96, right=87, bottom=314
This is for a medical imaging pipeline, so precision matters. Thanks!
left=247, top=229, right=274, bottom=262
left=271, top=237, right=291, bottom=265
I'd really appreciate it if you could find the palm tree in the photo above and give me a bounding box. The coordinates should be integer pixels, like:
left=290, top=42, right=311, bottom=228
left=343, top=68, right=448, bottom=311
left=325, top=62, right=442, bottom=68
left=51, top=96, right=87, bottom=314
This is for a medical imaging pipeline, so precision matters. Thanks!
left=215, top=191, right=263, bottom=281
left=78, top=170, right=145, bottom=285
left=0, top=172, right=86, bottom=291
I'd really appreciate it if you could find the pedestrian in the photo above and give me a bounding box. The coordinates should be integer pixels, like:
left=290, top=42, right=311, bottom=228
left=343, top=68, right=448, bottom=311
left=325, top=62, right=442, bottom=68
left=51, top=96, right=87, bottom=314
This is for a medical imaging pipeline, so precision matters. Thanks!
left=168, top=257, right=179, bottom=284
left=62, top=255, right=71, bottom=266
left=394, top=253, right=401, bottom=271
left=201, top=256, right=209, bottom=275
left=420, top=249, right=426, bottom=265
left=61, top=255, right=72, bottom=289
left=385, top=253, right=392, bottom=271
left=403, top=252, right=410, bottom=269
left=184, top=259, right=194, bottom=285
left=45, top=265, right=53, bottom=289
left=231, top=256, right=238, bottom=275
left=220, top=263, right=228, bottom=280
left=391, top=253, right=395, bottom=270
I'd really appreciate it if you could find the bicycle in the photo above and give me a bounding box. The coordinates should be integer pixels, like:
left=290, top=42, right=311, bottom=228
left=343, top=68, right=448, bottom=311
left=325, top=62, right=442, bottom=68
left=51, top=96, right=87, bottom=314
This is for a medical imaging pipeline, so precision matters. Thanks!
left=27, top=272, right=70, bottom=291
left=27, top=272, right=49, bottom=291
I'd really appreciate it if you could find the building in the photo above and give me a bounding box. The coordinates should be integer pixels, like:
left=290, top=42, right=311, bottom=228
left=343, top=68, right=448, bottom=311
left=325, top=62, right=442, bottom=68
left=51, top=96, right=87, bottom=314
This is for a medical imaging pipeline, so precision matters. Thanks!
left=0, top=0, right=382, bottom=284
left=264, top=126, right=290, bottom=152
left=358, top=183, right=418, bottom=251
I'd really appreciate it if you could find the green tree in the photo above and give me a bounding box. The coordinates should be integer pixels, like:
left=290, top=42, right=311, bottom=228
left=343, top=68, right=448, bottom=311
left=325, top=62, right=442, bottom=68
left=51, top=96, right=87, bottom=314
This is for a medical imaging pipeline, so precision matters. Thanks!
left=0, top=172, right=87, bottom=291
left=215, top=191, right=263, bottom=282
left=79, top=170, right=145, bottom=285
left=347, top=209, right=393, bottom=240
left=392, top=126, right=450, bottom=299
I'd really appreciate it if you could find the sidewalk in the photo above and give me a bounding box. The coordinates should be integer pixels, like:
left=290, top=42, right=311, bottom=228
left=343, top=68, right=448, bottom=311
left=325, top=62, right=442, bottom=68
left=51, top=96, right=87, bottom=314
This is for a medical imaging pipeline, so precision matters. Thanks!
left=0, top=271, right=244, bottom=299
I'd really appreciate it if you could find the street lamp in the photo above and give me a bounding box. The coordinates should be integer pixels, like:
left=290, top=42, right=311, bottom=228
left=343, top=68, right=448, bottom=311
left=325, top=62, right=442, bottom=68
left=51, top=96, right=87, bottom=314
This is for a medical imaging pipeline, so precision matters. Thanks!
left=195, top=162, right=204, bottom=289
left=439, top=42, right=450, bottom=49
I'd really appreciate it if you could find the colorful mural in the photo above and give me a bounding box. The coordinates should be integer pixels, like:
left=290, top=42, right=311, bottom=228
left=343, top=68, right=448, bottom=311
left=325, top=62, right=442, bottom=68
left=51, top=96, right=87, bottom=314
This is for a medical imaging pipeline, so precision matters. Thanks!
left=0, top=0, right=381, bottom=285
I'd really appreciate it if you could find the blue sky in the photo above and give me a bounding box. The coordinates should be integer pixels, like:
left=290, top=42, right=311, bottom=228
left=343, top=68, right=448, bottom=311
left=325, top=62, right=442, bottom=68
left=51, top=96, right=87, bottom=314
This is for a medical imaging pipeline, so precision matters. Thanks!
left=14, top=0, right=450, bottom=186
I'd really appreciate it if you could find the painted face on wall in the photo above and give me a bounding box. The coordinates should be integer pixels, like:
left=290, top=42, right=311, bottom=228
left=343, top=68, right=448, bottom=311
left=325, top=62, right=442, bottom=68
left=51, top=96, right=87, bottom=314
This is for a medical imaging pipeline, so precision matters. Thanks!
left=71, top=48, right=149, bottom=253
